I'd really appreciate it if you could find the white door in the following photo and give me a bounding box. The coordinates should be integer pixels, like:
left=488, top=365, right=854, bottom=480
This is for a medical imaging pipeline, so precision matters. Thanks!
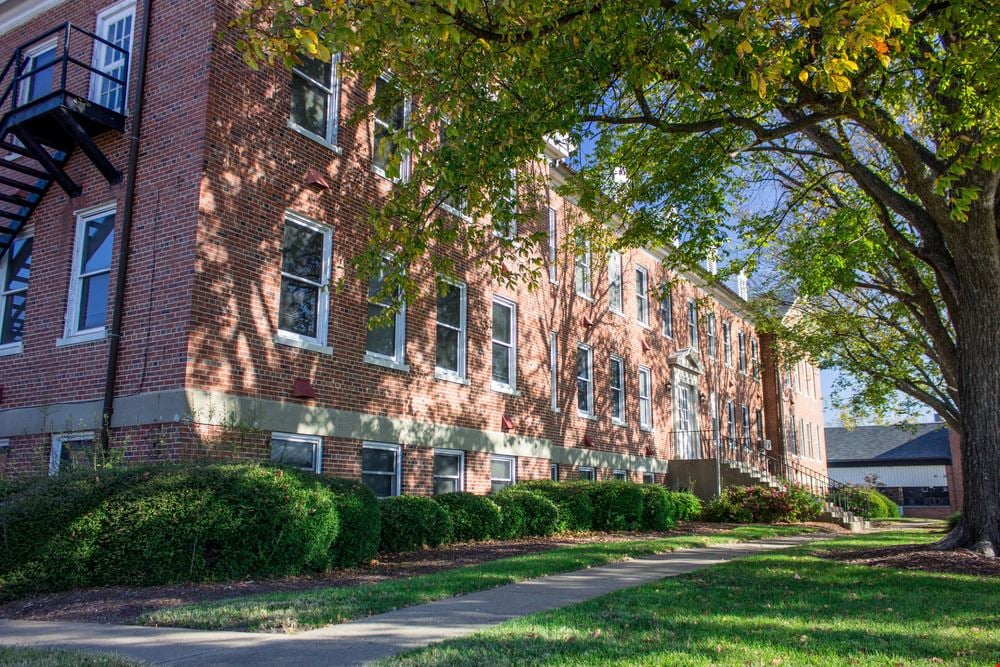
left=90, top=2, right=134, bottom=112
left=676, top=382, right=695, bottom=459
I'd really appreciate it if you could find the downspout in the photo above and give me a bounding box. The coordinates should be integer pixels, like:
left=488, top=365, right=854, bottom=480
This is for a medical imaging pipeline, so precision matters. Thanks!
left=100, top=0, right=153, bottom=453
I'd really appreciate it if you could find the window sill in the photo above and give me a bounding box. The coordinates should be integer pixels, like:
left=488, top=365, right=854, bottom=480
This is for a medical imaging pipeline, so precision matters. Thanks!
left=440, top=203, right=472, bottom=221
left=435, top=370, right=471, bottom=386
left=577, top=411, right=598, bottom=421
left=274, top=334, right=333, bottom=355
left=612, top=419, right=628, bottom=428
left=364, top=353, right=410, bottom=372
left=609, top=308, right=625, bottom=318
left=491, top=383, right=520, bottom=397
left=372, top=165, right=409, bottom=185
left=0, top=341, right=23, bottom=356
left=640, top=426, right=655, bottom=433
left=287, top=121, right=343, bottom=155
left=575, top=292, right=594, bottom=302
left=56, top=329, right=107, bottom=347
left=636, top=320, right=652, bottom=330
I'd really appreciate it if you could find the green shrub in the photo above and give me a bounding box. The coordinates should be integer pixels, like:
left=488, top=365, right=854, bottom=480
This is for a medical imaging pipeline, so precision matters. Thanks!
left=492, top=493, right=527, bottom=540
left=639, top=485, right=674, bottom=531
left=947, top=511, right=962, bottom=531
left=494, top=489, right=559, bottom=537
left=832, top=486, right=900, bottom=519
left=434, top=492, right=503, bottom=542
left=702, top=485, right=821, bottom=523
left=315, top=476, right=381, bottom=567
left=666, top=490, right=702, bottom=521
left=588, top=481, right=644, bottom=531
left=0, top=464, right=341, bottom=601
left=378, top=495, right=453, bottom=553
left=513, top=480, right=594, bottom=532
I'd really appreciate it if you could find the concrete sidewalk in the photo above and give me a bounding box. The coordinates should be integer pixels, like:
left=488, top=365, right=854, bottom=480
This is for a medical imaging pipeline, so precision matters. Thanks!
left=0, top=534, right=826, bottom=666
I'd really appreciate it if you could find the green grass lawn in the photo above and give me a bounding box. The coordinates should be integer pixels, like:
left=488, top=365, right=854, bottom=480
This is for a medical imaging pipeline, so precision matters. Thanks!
left=0, top=647, right=144, bottom=666
left=142, top=525, right=809, bottom=633
left=379, top=530, right=1000, bottom=666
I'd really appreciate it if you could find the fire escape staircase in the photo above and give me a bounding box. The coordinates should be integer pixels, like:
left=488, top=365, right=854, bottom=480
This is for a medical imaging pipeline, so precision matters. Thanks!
left=0, top=23, right=127, bottom=263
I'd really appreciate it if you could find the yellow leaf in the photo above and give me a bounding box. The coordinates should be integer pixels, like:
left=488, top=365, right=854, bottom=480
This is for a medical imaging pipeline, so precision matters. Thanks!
left=736, top=40, right=753, bottom=58
left=798, top=69, right=809, bottom=84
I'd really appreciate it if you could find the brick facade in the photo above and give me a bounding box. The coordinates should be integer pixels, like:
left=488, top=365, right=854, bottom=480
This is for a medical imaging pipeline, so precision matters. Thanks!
left=0, top=0, right=823, bottom=497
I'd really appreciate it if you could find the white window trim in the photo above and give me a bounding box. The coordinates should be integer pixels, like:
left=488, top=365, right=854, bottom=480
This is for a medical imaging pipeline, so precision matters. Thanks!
left=726, top=400, right=736, bottom=441
left=574, top=239, right=592, bottom=300
left=364, top=258, right=408, bottom=371
left=547, top=207, right=558, bottom=284
left=59, top=203, right=115, bottom=346
left=549, top=331, right=560, bottom=413
left=0, top=230, right=31, bottom=355
left=17, top=38, right=57, bottom=107
left=612, top=469, right=628, bottom=481
left=687, top=299, right=698, bottom=348
left=576, top=343, right=594, bottom=418
left=288, top=52, right=342, bottom=151
left=635, top=265, right=649, bottom=326
left=738, top=330, right=748, bottom=374
left=661, top=289, right=673, bottom=339
left=608, top=251, right=623, bottom=315
left=49, top=431, right=95, bottom=476
left=433, top=448, right=465, bottom=493
left=434, top=278, right=468, bottom=382
left=706, top=313, right=717, bottom=359
left=642, top=471, right=655, bottom=484
left=372, top=73, right=412, bottom=182
left=550, top=462, right=560, bottom=481
left=270, top=432, right=323, bottom=474
left=362, top=441, right=402, bottom=497
left=275, top=211, right=333, bottom=354
left=578, top=466, right=596, bottom=481
left=89, top=0, right=136, bottom=113
left=490, top=296, right=518, bottom=394
left=723, top=321, right=732, bottom=367
left=490, top=454, right=516, bottom=491
left=610, top=353, right=626, bottom=426
left=638, top=365, right=653, bottom=432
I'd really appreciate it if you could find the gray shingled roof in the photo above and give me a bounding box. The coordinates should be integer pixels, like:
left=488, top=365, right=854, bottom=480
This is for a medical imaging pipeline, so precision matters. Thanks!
left=825, top=423, right=951, bottom=463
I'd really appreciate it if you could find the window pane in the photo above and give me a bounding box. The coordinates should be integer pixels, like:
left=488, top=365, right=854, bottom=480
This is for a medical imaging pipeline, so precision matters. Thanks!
left=577, top=378, right=589, bottom=412
left=291, top=75, right=329, bottom=138
left=436, top=326, right=459, bottom=372
left=78, top=273, right=109, bottom=330
left=490, top=458, right=511, bottom=480
left=23, top=47, right=56, bottom=102
left=491, top=480, right=511, bottom=493
left=282, top=223, right=324, bottom=282
left=82, top=214, right=115, bottom=273
left=362, top=473, right=393, bottom=498
left=492, top=303, right=511, bottom=344
left=434, top=453, right=460, bottom=477
left=436, top=284, right=461, bottom=327
left=435, top=478, right=459, bottom=495
left=5, top=237, right=31, bottom=292
left=59, top=439, right=95, bottom=471
left=492, top=343, right=510, bottom=384
left=296, top=57, right=331, bottom=84
left=362, top=447, right=396, bottom=473
left=278, top=277, right=318, bottom=337
left=271, top=438, right=315, bottom=470
left=1, top=292, right=26, bottom=344
left=366, top=302, right=396, bottom=357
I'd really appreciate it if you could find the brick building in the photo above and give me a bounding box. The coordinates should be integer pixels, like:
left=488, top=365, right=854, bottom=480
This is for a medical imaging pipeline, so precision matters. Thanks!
left=0, top=0, right=826, bottom=497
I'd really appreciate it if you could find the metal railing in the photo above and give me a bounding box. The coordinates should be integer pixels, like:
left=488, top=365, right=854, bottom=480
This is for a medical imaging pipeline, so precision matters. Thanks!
left=0, top=22, right=129, bottom=117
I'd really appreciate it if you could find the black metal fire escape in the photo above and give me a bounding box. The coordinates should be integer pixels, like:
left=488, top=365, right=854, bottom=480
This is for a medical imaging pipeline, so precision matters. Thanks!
left=0, top=23, right=127, bottom=262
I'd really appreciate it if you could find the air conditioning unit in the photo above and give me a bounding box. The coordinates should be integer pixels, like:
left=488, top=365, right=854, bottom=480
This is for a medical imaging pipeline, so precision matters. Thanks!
left=761, top=439, right=772, bottom=451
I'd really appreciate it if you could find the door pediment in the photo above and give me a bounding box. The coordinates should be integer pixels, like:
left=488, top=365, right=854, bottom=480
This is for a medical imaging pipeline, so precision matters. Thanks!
left=668, top=347, right=704, bottom=375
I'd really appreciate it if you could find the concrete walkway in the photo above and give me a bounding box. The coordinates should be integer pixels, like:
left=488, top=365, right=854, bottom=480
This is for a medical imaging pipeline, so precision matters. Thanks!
left=0, top=534, right=826, bottom=666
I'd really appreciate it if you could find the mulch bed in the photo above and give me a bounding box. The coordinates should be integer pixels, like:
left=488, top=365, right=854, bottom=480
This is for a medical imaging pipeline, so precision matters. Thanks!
left=821, top=543, right=1000, bottom=577
left=0, top=523, right=799, bottom=626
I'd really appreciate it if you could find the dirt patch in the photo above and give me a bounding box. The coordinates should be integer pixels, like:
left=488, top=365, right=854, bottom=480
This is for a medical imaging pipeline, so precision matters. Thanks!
left=821, top=543, right=1000, bottom=577
left=0, top=523, right=810, bottom=626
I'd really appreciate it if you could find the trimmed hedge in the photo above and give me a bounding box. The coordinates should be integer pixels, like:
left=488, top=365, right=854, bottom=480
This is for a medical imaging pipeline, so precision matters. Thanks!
left=703, top=485, right=822, bottom=523
left=379, top=495, right=453, bottom=553
left=588, top=481, right=644, bottom=531
left=316, top=476, right=381, bottom=567
left=639, top=485, right=674, bottom=531
left=434, top=492, right=503, bottom=542
left=494, top=489, right=560, bottom=537
left=666, top=490, right=703, bottom=521
left=512, top=480, right=594, bottom=532
left=832, top=486, right=900, bottom=519
left=0, top=465, right=341, bottom=601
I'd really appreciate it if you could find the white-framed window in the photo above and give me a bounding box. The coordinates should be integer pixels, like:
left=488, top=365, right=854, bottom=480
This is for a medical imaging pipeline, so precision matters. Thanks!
left=18, top=39, right=57, bottom=105
left=706, top=313, right=717, bottom=359
left=372, top=73, right=410, bottom=181
left=751, top=337, right=760, bottom=379
left=815, top=424, right=822, bottom=460
left=804, top=420, right=813, bottom=459
left=635, top=265, right=649, bottom=325
left=660, top=287, right=673, bottom=338
left=789, top=417, right=798, bottom=455
left=490, top=454, right=516, bottom=493
left=276, top=211, right=332, bottom=352
left=638, top=365, right=653, bottom=431
left=0, top=233, right=31, bottom=352
left=491, top=297, right=517, bottom=392
left=642, top=471, right=655, bottom=484
left=362, top=442, right=401, bottom=498
left=493, top=168, right=518, bottom=240
left=726, top=400, right=736, bottom=441
left=610, top=354, right=626, bottom=425
left=49, top=432, right=95, bottom=476
left=687, top=299, right=698, bottom=348
left=365, top=260, right=406, bottom=368
left=549, top=331, right=559, bottom=412
left=738, top=331, right=747, bottom=373
left=799, top=418, right=806, bottom=457
left=723, top=321, right=732, bottom=366
left=550, top=462, right=560, bottom=481
left=574, top=235, right=592, bottom=299
left=547, top=207, right=558, bottom=284
left=270, top=432, right=322, bottom=473
left=612, top=470, right=627, bottom=481
left=62, top=204, right=115, bottom=344
left=741, top=405, right=751, bottom=444
left=578, top=466, right=596, bottom=481
left=756, top=409, right=765, bottom=444
left=435, top=279, right=467, bottom=381
left=576, top=344, right=594, bottom=417
left=438, top=120, right=468, bottom=217
left=608, top=251, right=623, bottom=314
left=90, top=0, right=135, bottom=113
left=289, top=53, right=341, bottom=147
left=433, top=448, right=465, bottom=494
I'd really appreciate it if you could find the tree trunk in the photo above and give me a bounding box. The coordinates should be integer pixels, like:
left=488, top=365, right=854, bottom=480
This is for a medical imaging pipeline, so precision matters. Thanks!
left=937, top=215, right=1000, bottom=557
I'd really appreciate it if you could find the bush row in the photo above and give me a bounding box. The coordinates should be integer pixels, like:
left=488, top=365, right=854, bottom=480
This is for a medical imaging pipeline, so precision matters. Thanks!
left=831, top=485, right=901, bottom=519
left=702, top=484, right=823, bottom=523
left=378, top=482, right=703, bottom=552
